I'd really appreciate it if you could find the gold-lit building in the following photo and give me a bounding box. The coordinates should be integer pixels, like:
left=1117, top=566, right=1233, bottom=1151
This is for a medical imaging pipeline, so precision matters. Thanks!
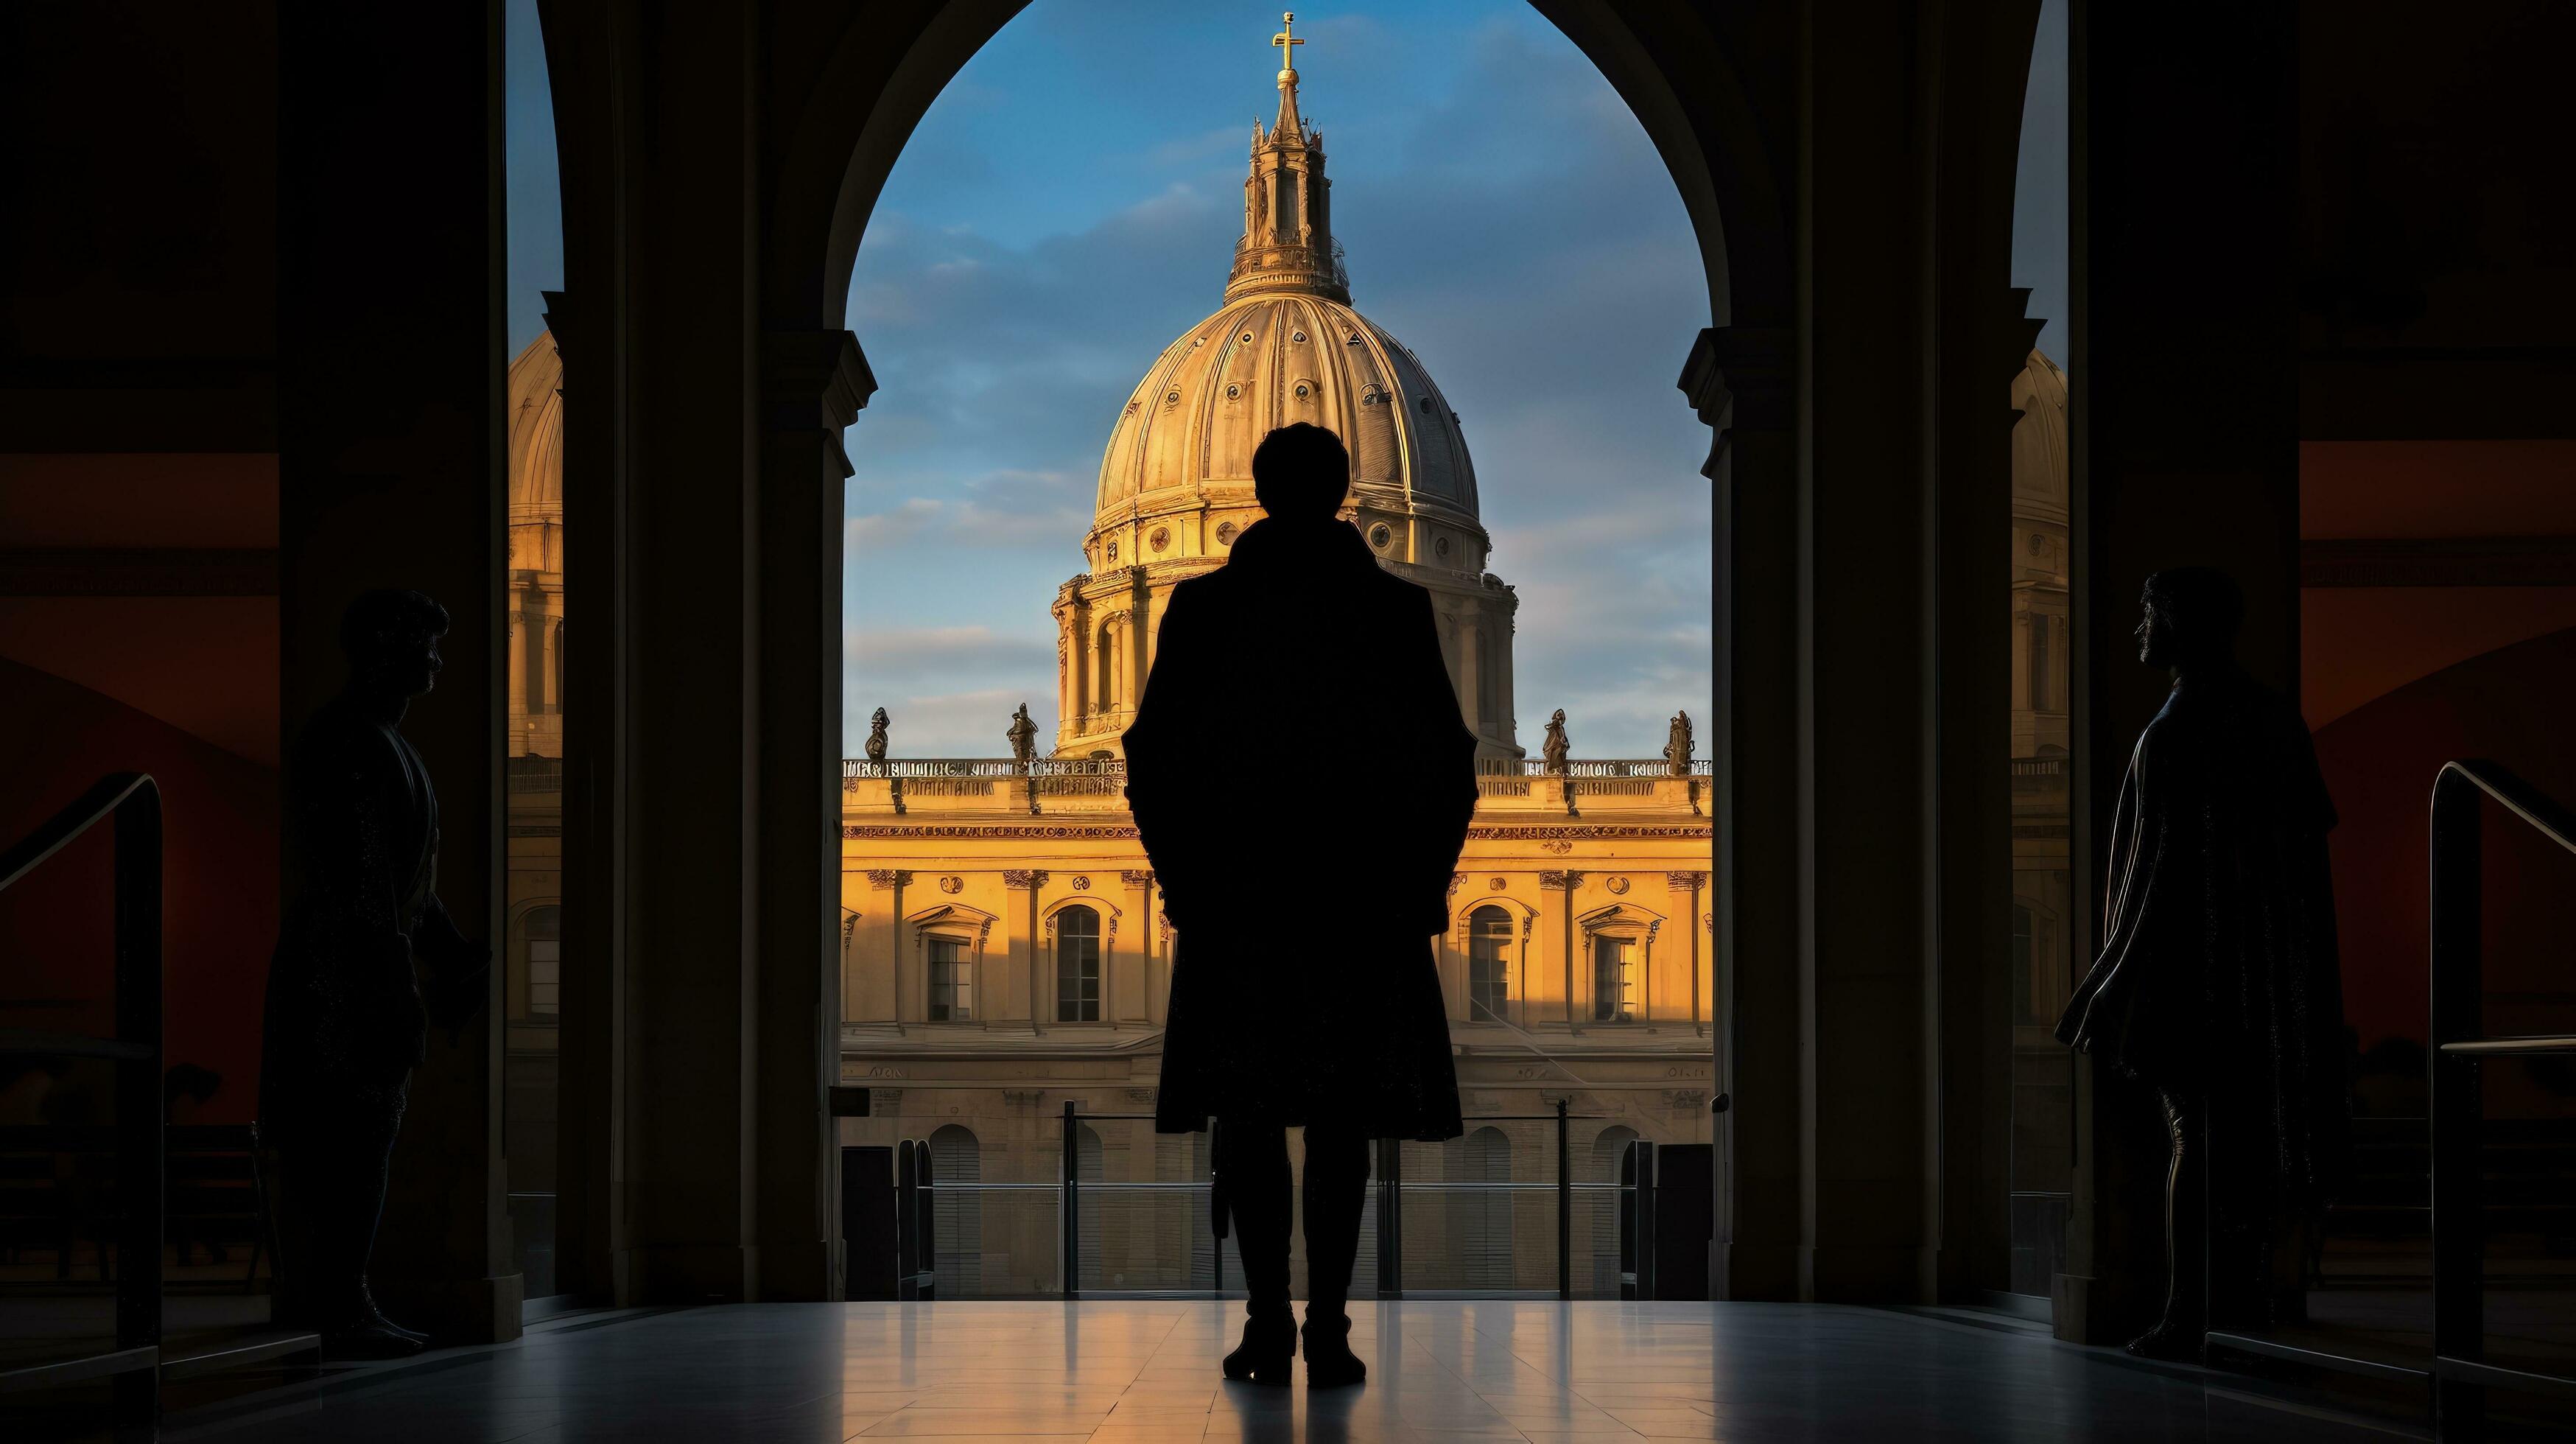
left=494, top=38, right=2074, bottom=1303
left=835, top=33, right=1716, bottom=1297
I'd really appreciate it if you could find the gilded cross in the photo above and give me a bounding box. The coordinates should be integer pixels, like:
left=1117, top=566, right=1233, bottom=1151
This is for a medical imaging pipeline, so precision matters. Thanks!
left=1273, top=12, right=1303, bottom=65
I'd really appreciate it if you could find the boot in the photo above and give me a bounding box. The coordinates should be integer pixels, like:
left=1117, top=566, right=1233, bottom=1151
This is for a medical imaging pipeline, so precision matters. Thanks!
left=1224, top=1305, right=1297, bottom=1386
left=1302, top=1308, right=1366, bottom=1388
left=1300, top=1126, right=1369, bottom=1388
left=1220, top=1124, right=1295, bottom=1386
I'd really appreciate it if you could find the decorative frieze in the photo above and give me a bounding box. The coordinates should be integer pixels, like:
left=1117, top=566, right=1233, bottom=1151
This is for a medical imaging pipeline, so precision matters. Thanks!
left=847, top=824, right=1140, bottom=840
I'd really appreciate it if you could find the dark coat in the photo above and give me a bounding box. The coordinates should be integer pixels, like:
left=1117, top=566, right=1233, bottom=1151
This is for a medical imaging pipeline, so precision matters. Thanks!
left=259, top=695, right=486, bottom=1134
left=2056, top=670, right=2349, bottom=1208
left=1128, top=515, right=1478, bottom=1141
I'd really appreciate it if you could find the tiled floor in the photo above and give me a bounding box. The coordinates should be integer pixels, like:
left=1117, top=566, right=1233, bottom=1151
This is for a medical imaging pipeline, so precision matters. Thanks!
left=163, top=1301, right=2413, bottom=1443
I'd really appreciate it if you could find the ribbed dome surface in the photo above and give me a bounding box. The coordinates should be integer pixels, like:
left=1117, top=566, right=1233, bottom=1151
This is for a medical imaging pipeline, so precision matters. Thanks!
left=1095, top=293, right=1478, bottom=526
left=508, top=331, right=564, bottom=521
left=2010, top=348, right=2067, bottom=526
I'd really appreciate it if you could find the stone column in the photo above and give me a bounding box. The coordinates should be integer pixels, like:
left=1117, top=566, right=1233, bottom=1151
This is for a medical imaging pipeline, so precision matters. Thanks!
left=1667, top=872, right=1708, bottom=1029
left=1120, top=871, right=1154, bottom=1023
left=1456, top=607, right=1483, bottom=744
left=1541, top=872, right=1580, bottom=1029
left=1005, top=870, right=1047, bottom=1029
left=279, top=0, right=516, bottom=1342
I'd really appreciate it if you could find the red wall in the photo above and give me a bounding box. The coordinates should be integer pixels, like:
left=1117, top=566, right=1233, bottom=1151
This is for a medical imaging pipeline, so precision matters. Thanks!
left=2315, top=626, right=2576, bottom=1056
left=0, top=657, right=278, bottom=1122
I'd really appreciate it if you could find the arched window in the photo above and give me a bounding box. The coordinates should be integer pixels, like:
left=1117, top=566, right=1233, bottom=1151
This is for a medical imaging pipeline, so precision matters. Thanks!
left=1587, top=1126, right=1639, bottom=1297
left=928, top=1124, right=981, bottom=1297
left=1466, top=905, right=1513, bottom=1022
left=1056, top=905, right=1101, bottom=1022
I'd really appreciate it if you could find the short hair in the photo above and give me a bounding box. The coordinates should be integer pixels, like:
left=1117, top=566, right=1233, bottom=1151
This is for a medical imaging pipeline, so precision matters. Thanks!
left=2141, top=567, right=2243, bottom=649
left=1250, top=424, right=1350, bottom=519
left=340, top=589, right=450, bottom=662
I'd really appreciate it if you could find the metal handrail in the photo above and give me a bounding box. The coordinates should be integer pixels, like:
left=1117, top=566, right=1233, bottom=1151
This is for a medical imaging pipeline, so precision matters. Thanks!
left=2429, top=759, right=2576, bottom=1435
left=0, top=773, right=162, bottom=1427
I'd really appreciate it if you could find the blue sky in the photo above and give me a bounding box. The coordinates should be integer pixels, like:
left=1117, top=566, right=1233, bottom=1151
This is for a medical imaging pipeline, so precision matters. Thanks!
left=507, top=0, right=2067, bottom=760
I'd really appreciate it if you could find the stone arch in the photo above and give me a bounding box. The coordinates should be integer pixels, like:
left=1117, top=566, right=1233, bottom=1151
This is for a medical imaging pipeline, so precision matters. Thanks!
left=1587, top=1124, right=1641, bottom=1296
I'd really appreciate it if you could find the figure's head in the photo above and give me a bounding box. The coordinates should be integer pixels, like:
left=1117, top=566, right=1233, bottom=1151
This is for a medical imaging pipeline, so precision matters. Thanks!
left=1551, top=709, right=1567, bottom=726
left=1250, top=423, right=1350, bottom=520
left=340, top=589, right=449, bottom=698
left=2136, top=567, right=2243, bottom=668
left=872, top=707, right=888, bottom=726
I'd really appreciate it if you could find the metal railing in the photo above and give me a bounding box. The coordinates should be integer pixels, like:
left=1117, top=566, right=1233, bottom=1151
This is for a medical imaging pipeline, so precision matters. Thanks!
left=2429, top=760, right=2576, bottom=1437
left=884, top=1101, right=1676, bottom=1303
left=0, top=774, right=163, bottom=1429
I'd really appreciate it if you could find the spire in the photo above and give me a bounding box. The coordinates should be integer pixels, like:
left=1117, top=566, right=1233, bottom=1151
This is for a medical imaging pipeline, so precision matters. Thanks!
left=1271, top=11, right=1306, bottom=143
left=1225, top=12, right=1347, bottom=302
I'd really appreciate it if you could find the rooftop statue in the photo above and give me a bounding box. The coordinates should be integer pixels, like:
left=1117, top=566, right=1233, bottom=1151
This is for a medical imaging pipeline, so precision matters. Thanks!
left=1664, top=709, right=1694, bottom=775
left=1543, top=709, right=1570, bottom=774
left=866, top=707, right=889, bottom=765
left=1006, top=703, right=1039, bottom=767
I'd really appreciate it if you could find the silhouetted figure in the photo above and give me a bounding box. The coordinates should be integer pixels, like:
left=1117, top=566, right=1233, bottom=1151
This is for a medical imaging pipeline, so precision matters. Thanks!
left=1129, top=424, right=1476, bottom=1388
left=260, top=590, right=489, bottom=1359
left=1006, top=703, right=1039, bottom=768
left=1543, top=709, right=1570, bottom=774
left=866, top=707, right=890, bottom=765
left=2056, top=568, right=2347, bottom=1360
left=1663, top=709, right=1694, bottom=775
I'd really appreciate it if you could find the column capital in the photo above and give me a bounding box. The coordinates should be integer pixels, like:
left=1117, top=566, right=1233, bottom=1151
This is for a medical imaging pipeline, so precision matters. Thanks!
left=1666, top=870, right=1709, bottom=891
left=863, top=869, right=911, bottom=890
left=1003, top=869, right=1049, bottom=890
left=1539, top=869, right=1582, bottom=891
left=1119, top=869, right=1155, bottom=887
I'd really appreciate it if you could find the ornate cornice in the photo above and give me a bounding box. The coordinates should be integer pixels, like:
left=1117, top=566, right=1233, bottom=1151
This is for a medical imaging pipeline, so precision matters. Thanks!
left=846, top=824, right=1141, bottom=840
left=1471, top=824, right=1713, bottom=841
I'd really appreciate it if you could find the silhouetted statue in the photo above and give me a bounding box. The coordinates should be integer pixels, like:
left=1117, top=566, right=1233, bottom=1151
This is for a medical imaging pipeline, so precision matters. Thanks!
left=1663, top=709, right=1694, bottom=774
left=866, top=707, right=890, bottom=765
left=1127, top=423, right=1476, bottom=1389
left=1006, top=703, right=1038, bottom=767
left=2056, top=568, right=2347, bottom=1360
left=1543, top=709, right=1570, bottom=774
left=260, top=590, right=489, bottom=1359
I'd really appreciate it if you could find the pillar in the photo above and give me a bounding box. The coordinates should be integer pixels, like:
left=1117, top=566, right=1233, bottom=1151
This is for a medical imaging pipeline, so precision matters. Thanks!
left=279, top=0, right=518, bottom=1343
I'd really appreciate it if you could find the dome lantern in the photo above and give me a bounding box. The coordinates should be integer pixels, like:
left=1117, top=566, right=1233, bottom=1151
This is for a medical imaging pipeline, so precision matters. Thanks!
left=1054, top=18, right=1520, bottom=763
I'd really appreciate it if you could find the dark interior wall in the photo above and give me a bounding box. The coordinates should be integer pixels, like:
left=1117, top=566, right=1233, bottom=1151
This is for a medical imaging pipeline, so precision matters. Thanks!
left=0, top=658, right=280, bottom=1122
left=2314, top=628, right=2576, bottom=1073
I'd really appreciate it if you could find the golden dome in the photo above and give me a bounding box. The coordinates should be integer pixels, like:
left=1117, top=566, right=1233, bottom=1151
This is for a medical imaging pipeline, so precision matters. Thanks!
left=1084, top=30, right=1481, bottom=575
left=508, top=330, right=564, bottom=525
left=1094, top=295, right=1478, bottom=527
left=507, top=331, right=564, bottom=577
left=2011, top=348, right=2068, bottom=528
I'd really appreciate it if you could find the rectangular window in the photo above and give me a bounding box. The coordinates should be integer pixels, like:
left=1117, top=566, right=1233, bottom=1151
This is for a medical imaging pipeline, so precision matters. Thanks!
left=528, top=939, right=561, bottom=1017
left=928, top=937, right=972, bottom=1022
left=1590, top=935, right=1635, bottom=1023
left=2029, top=611, right=2051, bottom=710
left=2010, top=906, right=2035, bottom=1025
